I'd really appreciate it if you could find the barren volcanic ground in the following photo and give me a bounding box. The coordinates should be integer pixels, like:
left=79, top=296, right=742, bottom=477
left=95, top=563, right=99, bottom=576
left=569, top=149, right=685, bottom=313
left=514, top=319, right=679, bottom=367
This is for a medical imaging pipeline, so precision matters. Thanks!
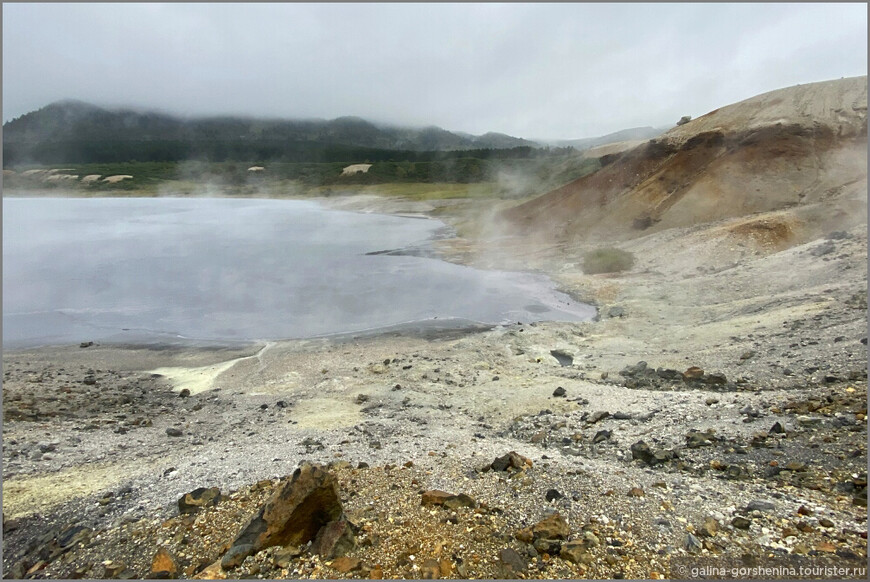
left=2, top=77, right=868, bottom=580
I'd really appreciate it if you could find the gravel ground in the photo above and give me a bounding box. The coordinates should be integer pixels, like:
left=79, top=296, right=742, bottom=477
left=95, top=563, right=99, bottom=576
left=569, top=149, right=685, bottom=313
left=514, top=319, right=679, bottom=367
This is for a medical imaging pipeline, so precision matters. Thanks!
left=2, top=196, right=867, bottom=580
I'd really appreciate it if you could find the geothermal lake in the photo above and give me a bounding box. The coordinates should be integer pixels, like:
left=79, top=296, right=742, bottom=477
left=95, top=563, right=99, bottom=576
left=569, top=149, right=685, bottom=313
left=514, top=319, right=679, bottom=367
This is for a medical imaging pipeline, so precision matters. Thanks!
left=2, top=197, right=595, bottom=347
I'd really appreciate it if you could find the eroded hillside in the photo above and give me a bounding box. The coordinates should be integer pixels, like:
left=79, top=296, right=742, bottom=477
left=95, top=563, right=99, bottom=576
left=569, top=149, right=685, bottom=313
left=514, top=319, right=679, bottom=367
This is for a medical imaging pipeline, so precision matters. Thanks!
left=501, top=76, right=867, bottom=248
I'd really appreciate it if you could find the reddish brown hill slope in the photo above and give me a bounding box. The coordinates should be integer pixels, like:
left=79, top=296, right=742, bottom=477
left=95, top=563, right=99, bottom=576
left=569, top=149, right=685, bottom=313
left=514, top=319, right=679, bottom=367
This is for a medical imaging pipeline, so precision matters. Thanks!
left=502, top=76, right=867, bottom=244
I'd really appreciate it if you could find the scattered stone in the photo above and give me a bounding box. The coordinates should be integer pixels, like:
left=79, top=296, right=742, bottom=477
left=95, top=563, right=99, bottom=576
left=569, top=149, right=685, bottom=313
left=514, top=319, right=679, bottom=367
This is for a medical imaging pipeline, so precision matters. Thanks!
left=552, top=386, right=567, bottom=397
left=630, top=440, right=675, bottom=466
left=531, top=513, right=569, bottom=540
left=731, top=516, right=751, bottom=530
left=686, top=431, right=715, bottom=448
left=311, top=517, right=357, bottom=559
left=178, top=487, right=221, bottom=515
left=272, top=546, right=302, bottom=569
left=620, top=361, right=648, bottom=377
left=178, top=389, right=191, bottom=398
left=705, top=397, right=720, bottom=406
left=769, top=421, right=786, bottom=434
left=330, top=556, right=362, bottom=573
left=496, top=548, right=527, bottom=579
left=220, top=544, right=253, bottom=570
left=684, top=533, right=702, bottom=553
left=444, top=493, right=477, bottom=510
left=222, top=464, right=343, bottom=569
left=422, top=490, right=454, bottom=506
left=151, top=547, right=179, bottom=579
left=560, top=541, right=592, bottom=564
left=628, top=487, right=645, bottom=497
left=698, top=517, right=719, bottom=537
left=545, top=489, right=563, bottom=502
left=421, top=490, right=475, bottom=509
left=79, top=342, right=94, bottom=348
left=683, top=367, right=704, bottom=380
left=587, top=411, right=610, bottom=424
left=165, top=428, right=183, bottom=437
left=630, top=440, right=654, bottom=464
left=490, top=451, right=532, bottom=472
left=593, top=429, right=612, bottom=444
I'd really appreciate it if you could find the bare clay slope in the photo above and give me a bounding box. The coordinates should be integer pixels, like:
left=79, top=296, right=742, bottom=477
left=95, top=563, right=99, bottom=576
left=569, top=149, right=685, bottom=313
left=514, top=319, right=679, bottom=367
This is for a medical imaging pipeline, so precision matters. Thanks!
left=502, top=76, right=867, bottom=245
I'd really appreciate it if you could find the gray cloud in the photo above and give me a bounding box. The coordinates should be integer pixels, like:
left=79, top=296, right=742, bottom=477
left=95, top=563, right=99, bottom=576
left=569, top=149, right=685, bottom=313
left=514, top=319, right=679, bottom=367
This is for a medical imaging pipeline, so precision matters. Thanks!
left=2, top=3, right=866, bottom=139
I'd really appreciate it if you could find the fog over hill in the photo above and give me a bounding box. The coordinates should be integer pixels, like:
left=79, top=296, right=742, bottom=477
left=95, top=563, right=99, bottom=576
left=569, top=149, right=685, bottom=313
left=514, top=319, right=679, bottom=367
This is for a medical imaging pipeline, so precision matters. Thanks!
left=1, top=101, right=542, bottom=165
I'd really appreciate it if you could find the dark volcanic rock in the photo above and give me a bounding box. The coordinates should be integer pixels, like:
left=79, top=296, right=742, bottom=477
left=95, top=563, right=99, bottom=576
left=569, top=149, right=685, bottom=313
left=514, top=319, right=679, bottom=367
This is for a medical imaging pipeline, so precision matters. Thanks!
left=545, top=489, right=564, bottom=502
left=490, top=451, right=532, bottom=472
left=311, top=517, right=356, bottom=559
left=769, top=421, right=786, bottom=434
left=552, top=386, right=567, bottom=397
left=620, top=361, right=648, bottom=377
left=178, top=487, right=221, bottom=515
left=496, top=548, right=527, bottom=579
left=630, top=440, right=675, bottom=466
left=222, top=464, right=342, bottom=569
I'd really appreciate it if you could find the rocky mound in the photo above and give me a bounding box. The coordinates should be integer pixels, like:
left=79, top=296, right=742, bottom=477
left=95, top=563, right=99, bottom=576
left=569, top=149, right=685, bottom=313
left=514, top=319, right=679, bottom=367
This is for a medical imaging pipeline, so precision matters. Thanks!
left=501, top=76, right=867, bottom=245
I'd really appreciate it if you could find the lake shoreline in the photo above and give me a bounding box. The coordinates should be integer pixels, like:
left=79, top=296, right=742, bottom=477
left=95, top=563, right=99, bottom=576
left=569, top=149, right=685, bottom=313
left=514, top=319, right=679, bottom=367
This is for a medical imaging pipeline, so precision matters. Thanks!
left=2, top=192, right=867, bottom=579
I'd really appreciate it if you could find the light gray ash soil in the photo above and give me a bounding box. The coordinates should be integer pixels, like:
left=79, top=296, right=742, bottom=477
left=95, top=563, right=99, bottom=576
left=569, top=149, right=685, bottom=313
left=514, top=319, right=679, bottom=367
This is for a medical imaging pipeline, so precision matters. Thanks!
left=2, top=199, right=867, bottom=580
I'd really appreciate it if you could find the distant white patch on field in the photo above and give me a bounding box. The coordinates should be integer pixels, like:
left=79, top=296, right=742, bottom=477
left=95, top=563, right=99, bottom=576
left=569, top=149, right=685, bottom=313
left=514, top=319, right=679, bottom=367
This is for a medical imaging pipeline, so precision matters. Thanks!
left=81, top=174, right=102, bottom=183
left=102, top=174, right=133, bottom=183
left=247, top=166, right=265, bottom=172
left=341, top=163, right=373, bottom=176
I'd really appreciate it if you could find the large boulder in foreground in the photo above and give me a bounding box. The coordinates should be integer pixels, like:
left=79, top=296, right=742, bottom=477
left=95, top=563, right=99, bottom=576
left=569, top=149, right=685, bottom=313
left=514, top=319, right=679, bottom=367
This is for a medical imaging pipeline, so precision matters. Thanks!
left=221, top=464, right=345, bottom=570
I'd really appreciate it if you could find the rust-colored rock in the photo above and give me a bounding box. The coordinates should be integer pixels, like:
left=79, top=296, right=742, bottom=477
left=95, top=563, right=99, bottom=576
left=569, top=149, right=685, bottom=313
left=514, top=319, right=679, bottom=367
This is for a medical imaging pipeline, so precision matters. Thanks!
left=531, top=513, right=569, bottom=540
left=151, top=547, right=179, bottom=579
left=421, top=490, right=454, bottom=506
left=178, top=487, right=221, bottom=515
left=222, top=464, right=343, bottom=569
left=330, top=556, right=362, bottom=573
left=490, top=451, right=533, bottom=472
left=193, top=560, right=226, bottom=580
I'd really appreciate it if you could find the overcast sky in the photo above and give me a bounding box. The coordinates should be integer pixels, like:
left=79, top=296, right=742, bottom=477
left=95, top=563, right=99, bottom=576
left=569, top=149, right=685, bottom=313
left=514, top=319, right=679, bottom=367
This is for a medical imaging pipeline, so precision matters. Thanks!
left=2, top=3, right=867, bottom=139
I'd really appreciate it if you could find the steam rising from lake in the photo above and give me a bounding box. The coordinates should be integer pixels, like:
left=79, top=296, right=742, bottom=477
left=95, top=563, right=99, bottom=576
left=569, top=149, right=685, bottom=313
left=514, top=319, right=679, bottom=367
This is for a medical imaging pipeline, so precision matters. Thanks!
left=3, top=198, right=594, bottom=347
